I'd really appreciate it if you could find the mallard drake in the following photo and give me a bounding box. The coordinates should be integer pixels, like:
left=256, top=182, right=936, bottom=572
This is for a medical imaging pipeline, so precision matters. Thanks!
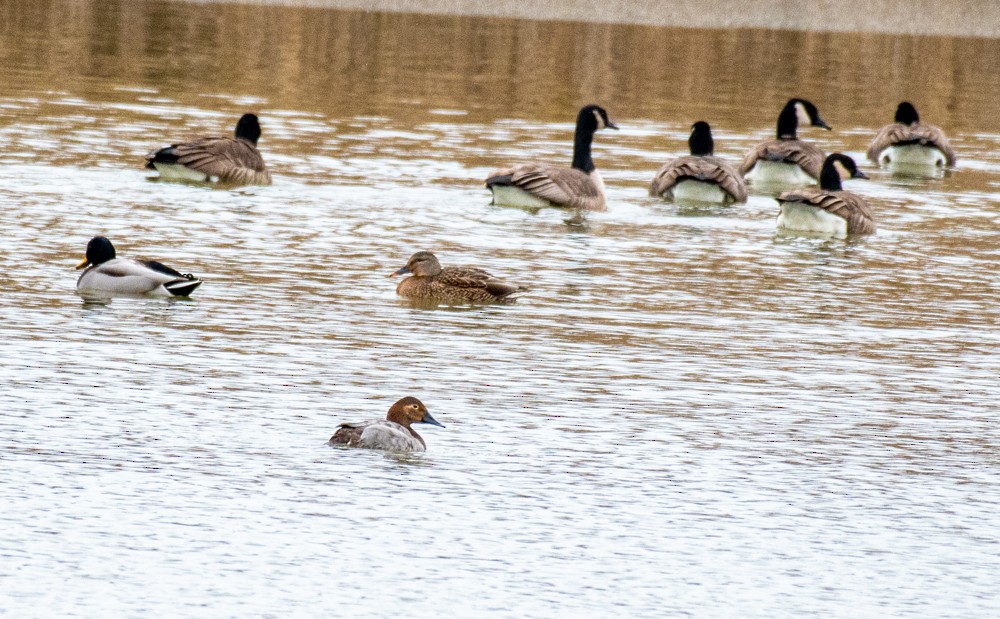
left=329, top=396, right=444, bottom=452
left=649, top=121, right=748, bottom=204
left=145, top=113, right=272, bottom=186
left=776, top=153, right=874, bottom=236
left=867, top=102, right=956, bottom=167
left=390, top=251, right=523, bottom=304
left=740, top=98, right=831, bottom=187
left=485, top=104, right=618, bottom=211
left=75, top=236, right=202, bottom=297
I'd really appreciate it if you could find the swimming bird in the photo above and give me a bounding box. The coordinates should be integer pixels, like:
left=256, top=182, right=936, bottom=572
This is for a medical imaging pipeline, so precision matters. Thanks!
left=776, top=153, right=874, bottom=236
left=649, top=121, right=748, bottom=204
left=867, top=102, right=956, bottom=167
left=329, top=396, right=444, bottom=452
left=485, top=104, right=618, bottom=211
left=75, top=236, right=202, bottom=297
left=391, top=251, right=523, bottom=304
left=739, top=98, right=832, bottom=187
left=145, top=113, right=272, bottom=185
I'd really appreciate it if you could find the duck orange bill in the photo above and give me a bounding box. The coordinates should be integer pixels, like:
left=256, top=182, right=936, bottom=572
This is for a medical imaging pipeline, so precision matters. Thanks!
left=75, top=258, right=90, bottom=269
left=390, top=265, right=411, bottom=277
left=421, top=411, right=445, bottom=428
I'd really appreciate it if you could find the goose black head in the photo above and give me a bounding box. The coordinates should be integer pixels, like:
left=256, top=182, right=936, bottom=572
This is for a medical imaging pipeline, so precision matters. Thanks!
left=894, top=102, right=920, bottom=125
left=235, top=113, right=262, bottom=145
left=689, top=121, right=714, bottom=156
left=777, top=98, right=831, bottom=139
left=820, top=153, right=868, bottom=191
left=577, top=104, right=619, bottom=134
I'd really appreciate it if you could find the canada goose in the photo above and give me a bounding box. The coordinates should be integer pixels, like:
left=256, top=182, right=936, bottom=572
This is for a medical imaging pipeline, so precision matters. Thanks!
left=867, top=102, right=956, bottom=167
left=740, top=98, right=832, bottom=186
left=776, top=153, right=874, bottom=236
left=390, top=251, right=523, bottom=304
left=329, top=396, right=444, bottom=452
left=485, top=104, right=618, bottom=211
left=76, top=236, right=202, bottom=297
left=649, top=121, right=748, bottom=204
left=145, top=113, right=272, bottom=186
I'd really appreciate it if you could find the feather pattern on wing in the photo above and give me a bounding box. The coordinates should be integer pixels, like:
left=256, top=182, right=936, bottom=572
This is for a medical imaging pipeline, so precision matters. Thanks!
left=777, top=188, right=876, bottom=235
left=866, top=123, right=956, bottom=165
left=488, top=164, right=605, bottom=211
left=77, top=258, right=202, bottom=296
left=329, top=419, right=426, bottom=452
left=739, top=139, right=826, bottom=179
left=649, top=156, right=748, bottom=202
left=147, top=137, right=271, bottom=185
left=397, top=265, right=522, bottom=304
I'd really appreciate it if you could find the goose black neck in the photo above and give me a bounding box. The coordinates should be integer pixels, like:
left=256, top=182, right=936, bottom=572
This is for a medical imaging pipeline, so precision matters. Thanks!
left=776, top=105, right=798, bottom=139
left=820, top=161, right=844, bottom=191
left=572, top=124, right=595, bottom=173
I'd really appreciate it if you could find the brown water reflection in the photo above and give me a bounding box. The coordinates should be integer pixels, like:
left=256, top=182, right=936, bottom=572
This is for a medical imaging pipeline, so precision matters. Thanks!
left=3, top=0, right=1000, bottom=131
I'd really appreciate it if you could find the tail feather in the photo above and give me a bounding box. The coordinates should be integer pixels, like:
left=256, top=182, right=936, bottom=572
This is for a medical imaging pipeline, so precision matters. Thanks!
left=165, top=277, right=202, bottom=297
left=145, top=146, right=179, bottom=169
left=485, top=174, right=514, bottom=188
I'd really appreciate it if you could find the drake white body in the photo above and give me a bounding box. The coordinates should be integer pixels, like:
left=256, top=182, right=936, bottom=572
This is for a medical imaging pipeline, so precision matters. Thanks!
left=744, top=160, right=816, bottom=187
left=880, top=144, right=947, bottom=167
left=671, top=179, right=731, bottom=204
left=340, top=419, right=426, bottom=452
left=77, top=258, right=200, bottom=297
left=777, top=202, right=849, bottom=237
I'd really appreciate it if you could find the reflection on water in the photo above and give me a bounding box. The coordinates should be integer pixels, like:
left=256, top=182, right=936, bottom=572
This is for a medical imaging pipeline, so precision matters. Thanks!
left=2, top=1, right=1000, bottom=617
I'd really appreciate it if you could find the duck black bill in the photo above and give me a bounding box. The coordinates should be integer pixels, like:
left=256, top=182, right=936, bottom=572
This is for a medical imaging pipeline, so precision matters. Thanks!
left=421, top=411, right=445, bottom=428
left=391, top=265, right=411, bottom=277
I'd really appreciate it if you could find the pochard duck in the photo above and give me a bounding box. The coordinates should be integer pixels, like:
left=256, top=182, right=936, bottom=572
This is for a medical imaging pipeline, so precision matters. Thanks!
left=329, top=396, right=445, bottom=452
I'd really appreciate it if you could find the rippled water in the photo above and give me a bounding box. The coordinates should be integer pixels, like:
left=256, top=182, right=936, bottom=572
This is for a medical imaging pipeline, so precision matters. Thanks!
left=2, top=1, right=1000, bottom=617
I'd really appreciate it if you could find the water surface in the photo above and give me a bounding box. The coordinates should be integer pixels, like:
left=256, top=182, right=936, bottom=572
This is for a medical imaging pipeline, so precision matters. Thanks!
left=1, top=1, right=999, bottom=617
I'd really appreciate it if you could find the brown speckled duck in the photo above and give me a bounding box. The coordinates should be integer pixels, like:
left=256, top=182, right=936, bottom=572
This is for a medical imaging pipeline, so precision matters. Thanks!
left=329, top=396, right=444, bottom=452
left=390, top=251, right=523, bottom=304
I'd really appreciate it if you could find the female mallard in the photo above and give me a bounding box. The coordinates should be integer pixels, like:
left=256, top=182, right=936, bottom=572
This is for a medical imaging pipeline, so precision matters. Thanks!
left=776, top=153, right=874, bottom=236
left=486, top=104, right=618, bottom=211
left=649, top=121, right=748, bottom=204
left=329, top=396, right=444, bottom=452
left=75, top=236, right=202, bottom=297
left=740, top=98, right=832, bottom=187
left=145, top=113, right=272, bottom=186
left=867, top=102, right=956, bottom=167
left=390, top=251, right=523, bottom=304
